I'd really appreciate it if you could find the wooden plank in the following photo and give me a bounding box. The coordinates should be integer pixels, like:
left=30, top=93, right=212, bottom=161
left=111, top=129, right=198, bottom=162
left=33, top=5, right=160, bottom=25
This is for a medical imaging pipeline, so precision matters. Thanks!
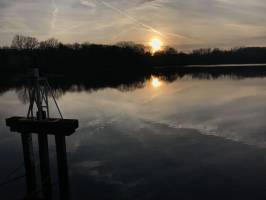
left=6, top=117, right=78, bottom=136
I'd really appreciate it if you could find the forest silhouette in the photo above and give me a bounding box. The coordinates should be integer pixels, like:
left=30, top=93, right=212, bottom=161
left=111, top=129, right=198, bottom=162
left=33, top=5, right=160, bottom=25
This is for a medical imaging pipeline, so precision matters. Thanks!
left=1, top=35, right=266, bottom=75
left=1, top=34, right=266, bottom=95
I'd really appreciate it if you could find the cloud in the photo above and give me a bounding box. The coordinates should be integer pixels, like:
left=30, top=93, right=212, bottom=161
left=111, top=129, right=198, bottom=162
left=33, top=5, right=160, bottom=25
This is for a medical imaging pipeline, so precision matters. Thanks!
left=100, top=0, right=163, bottom=36
left=80, top=0, right=96, bottom=8
left=51, top=0, right=59, bottom=30
left=1, top=0, right=266, bottom=49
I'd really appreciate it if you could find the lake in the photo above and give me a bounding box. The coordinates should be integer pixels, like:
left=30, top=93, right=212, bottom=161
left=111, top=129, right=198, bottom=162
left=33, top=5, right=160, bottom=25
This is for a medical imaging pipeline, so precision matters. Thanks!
left=1, top=73, right=266, bottom=199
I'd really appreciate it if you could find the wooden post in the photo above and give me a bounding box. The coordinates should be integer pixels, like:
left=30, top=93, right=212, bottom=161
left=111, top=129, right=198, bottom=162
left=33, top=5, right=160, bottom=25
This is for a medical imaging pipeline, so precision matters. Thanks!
left=38, top=134, right=52, bottom=199
left=21, top=133, right=37, bottom=197
left=55, top=135, right=70, bottom=200
left=6, top=117, right=78, bottom=200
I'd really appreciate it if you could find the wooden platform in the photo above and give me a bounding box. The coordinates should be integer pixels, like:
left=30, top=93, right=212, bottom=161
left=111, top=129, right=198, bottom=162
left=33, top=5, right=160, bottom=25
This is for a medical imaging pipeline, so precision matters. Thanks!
left=6, top=117, right=79, bottom=136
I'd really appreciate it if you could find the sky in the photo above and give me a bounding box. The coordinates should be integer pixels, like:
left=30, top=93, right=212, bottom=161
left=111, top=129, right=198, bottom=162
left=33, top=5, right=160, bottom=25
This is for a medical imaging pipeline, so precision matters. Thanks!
left=0, top=0, right=266, bottom=50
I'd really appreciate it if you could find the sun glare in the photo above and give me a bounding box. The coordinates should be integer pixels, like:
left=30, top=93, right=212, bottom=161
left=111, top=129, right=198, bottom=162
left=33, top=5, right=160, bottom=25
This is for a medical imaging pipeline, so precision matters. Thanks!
left=150, top=38, right=162, bottom=53
left=151, top=76, right=161, bottom=88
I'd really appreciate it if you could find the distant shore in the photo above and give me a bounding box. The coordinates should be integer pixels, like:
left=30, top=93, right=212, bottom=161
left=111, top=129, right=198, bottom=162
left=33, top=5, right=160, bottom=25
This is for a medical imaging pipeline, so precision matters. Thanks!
left=1, top=64, right=266, bottom=96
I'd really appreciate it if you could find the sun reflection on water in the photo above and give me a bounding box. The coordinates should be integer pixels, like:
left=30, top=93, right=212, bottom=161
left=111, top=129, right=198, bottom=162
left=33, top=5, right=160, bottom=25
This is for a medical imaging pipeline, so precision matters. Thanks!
left=151, top=76, right=162, bottom=88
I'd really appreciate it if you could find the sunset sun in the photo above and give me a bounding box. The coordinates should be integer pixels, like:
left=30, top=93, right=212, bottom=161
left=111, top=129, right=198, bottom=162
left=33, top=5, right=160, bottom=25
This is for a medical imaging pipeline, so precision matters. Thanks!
left=150, top=38, right=162, bottom=53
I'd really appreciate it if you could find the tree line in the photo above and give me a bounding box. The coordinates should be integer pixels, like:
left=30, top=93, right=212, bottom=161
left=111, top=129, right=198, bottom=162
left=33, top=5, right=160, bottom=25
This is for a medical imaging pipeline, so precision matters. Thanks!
left=1, top=35, right=266, bottom=76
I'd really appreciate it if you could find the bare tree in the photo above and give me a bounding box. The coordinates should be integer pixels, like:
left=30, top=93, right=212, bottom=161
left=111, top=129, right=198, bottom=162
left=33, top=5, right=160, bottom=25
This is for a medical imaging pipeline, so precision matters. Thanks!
left=192, top=48, right=212, bottom=55
left=116, top=41, right=136, bottom=48
left=39, top=38, right=60, bottom=49
left=11, top=35, right=39, bottom=50
left=116, top=41, right=145, bottom=54
left=24, top=37, right=39, bottom=49
left=165, top=46, right=178, bottom=55
left=11, top=35, right=24, bottom=49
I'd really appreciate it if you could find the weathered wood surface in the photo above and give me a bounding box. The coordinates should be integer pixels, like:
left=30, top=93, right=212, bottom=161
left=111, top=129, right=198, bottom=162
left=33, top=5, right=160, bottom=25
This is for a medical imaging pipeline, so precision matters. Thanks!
left=6, top=117, right=78, bottom=136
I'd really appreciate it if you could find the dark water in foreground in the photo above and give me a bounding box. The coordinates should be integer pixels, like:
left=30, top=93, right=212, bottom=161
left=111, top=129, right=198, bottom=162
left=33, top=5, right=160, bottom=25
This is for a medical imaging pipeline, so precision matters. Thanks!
left=2, top=75, right=266, bottom=199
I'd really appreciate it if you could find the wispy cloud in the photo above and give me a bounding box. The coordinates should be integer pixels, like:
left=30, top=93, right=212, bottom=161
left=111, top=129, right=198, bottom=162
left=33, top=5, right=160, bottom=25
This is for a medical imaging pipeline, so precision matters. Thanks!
left=99, top=0, right=191, bottom=41
left=100, top=0, right=163, bottom=36
left=51, top=0, right=58, bottom=30
left=80, top=0, right=96, bottom=8
left=1, top=0, right=266, bottom=49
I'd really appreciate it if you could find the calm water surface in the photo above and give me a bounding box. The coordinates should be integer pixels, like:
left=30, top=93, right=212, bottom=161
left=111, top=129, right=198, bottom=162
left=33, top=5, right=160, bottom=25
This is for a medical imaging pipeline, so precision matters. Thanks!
left=1, top=76, right=266, bottom=199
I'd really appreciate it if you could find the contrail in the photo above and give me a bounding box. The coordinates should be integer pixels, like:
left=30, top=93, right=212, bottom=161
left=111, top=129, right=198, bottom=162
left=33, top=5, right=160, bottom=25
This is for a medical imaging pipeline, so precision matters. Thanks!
left=99, top=0, right=164, bottom=36
left=55, top=0, right=162, bottom=36
left=55, top=0, right=191, bottom=42
left=99, top=1, right=190, bottom=40
left=51, top=0, right=58, bottom=30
